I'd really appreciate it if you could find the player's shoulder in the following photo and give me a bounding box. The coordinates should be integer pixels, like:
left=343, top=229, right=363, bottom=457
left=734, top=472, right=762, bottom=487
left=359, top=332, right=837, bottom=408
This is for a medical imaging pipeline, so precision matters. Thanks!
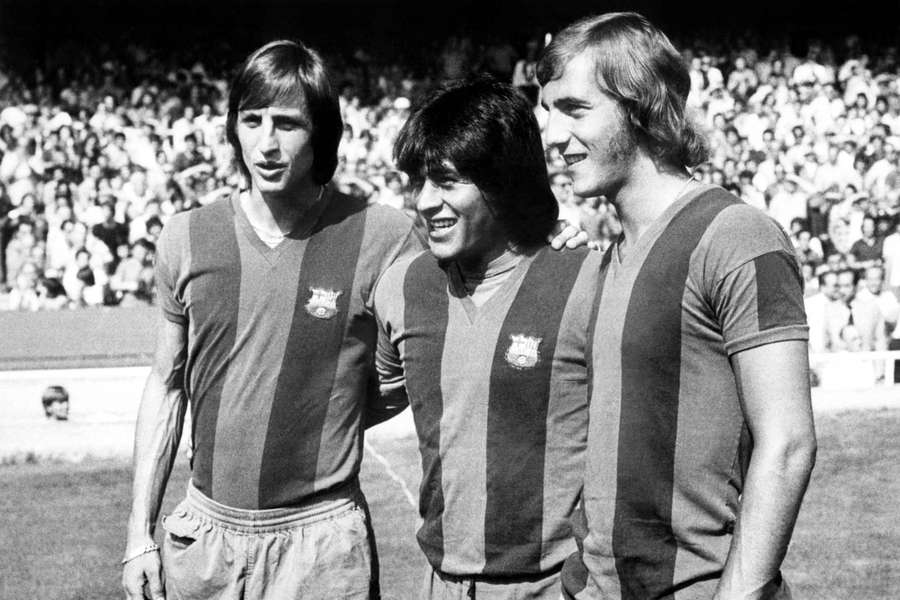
left=348, top=197, right=420, bottom=253
left=690, top=186, right=796, bottom=279
left=193, top=194, right=235, bottom=218
left=168, top=196, right=233, bottom=233
left=157, top=204, right=202, bottom=248
left=382, top=249, right=434, bottom=280
left=694, top=185, right=781, bottom=233
left=698, top=186, right=791, bottom=250
left=325, top=188, right=414, bottom=232
left=363, top=200, right=416, bottom=232
left=376, top=249, right=432, bottom=292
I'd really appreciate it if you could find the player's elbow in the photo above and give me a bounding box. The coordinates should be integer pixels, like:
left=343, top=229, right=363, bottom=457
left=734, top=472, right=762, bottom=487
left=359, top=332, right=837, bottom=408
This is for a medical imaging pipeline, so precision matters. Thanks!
left=790, top=429, right=817, bottom=477
left=765, top=425, right=817, bottom=482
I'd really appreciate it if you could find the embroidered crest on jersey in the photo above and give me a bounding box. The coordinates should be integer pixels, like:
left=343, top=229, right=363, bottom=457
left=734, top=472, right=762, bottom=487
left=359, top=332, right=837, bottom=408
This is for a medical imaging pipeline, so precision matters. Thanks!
left=505, top=334, right=542, bottom=369
left=305, top=288, right=342, bottom=319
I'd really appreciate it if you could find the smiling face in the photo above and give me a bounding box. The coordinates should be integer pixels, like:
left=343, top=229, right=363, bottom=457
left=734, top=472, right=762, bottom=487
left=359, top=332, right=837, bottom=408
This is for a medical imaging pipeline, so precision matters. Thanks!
left=236, top=104, right=315, bottom=200
left=864, top=267, right=884, bottom=295
left=542, top=52, right=638, bottom=199
left=415, top=165, right=507, bottom=268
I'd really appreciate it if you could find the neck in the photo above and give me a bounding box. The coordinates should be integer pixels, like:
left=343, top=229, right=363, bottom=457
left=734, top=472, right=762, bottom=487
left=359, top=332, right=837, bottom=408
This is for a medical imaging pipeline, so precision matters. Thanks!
left=243, top=180, right=322, bottom=235
left=609, top=154, right=693, bottom=245
left=456, top=243, right=520, bottom=279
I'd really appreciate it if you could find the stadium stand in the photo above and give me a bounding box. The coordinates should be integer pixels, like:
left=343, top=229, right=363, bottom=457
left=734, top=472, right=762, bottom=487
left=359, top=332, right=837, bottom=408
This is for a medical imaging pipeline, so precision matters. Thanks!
left=0, top=32, right=898, bottom=376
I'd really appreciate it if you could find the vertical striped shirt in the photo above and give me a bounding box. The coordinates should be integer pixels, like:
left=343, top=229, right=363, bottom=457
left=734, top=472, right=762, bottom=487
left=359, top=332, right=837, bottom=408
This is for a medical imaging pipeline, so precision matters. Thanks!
left=374, top=245, right=603, bottom=577
left=154, top=188, right=421, bottom=509
left=565, top=185, right=809, bottom=599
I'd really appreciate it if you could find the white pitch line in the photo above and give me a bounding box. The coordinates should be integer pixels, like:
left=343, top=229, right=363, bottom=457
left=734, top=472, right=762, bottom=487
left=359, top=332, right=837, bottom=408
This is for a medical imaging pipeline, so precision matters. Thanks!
left=364, top=438, right=418, bottom=510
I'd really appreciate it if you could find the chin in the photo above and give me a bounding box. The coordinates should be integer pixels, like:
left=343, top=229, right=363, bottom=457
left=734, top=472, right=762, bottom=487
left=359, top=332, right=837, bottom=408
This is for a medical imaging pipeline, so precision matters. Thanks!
left=574, top=178, right=608, bottom=200
left=254, top=181, right=286, bottom=195
left=574, top=185, right=600, bottom=199
left=428, top=243, right=461, bottom=263
left=428, top=246, right=451, bottom=262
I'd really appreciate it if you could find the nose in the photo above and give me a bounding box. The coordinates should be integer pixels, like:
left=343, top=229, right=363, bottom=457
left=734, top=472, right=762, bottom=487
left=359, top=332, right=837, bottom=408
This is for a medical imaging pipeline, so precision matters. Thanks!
left=543, top=109, right=569, bottom=152
left=416, top=181, right=442, bottom=216
left=258, top=116, right=279, bottom=156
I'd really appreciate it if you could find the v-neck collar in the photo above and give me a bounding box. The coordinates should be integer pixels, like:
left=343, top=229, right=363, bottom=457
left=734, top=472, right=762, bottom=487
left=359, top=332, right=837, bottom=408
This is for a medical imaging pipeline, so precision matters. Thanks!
left=232, top=186, right=332, bottom=264
left=447, top=247, right=538, bottom=325
left=612, top=182, right=711, bottom=269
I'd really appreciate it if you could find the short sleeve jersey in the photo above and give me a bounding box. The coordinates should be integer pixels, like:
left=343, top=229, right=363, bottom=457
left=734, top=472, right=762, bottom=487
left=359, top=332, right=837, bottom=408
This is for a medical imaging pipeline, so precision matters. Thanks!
left=374, top=245, right=603, bottom=578
left=154, top=188, right=422, bottom=510
left=566, top=185, right=809, bottom=599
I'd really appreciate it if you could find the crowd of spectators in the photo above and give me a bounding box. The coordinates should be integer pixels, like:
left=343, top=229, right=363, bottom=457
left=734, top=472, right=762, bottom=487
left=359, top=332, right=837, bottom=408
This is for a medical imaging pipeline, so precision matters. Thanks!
left=1, top=31, right=899, bottom=369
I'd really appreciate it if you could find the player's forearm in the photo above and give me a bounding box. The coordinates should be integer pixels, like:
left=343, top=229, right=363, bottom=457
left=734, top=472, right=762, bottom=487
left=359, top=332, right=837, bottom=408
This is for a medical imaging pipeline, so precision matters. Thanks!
left=714, top=433, right=816, bottom=599
left=126, top=368, right=187, bottom=546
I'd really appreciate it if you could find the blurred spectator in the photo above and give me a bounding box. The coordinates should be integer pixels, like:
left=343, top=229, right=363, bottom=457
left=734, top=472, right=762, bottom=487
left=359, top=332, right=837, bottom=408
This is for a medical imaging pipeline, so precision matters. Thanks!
left=91, top=200, right=128, bottom=258
left=858, top=265, right=900, bottom=332
left=6, top=261, right=41, bottom=310
left=825, top=268, right=887, bottom=351
left=848, top=215, right=883, bottom=269
left=793, top=227, right=824, bottom=267
left=109, top=239, right=155, bottom=306
left=512, top=37, right=541, bottom=96
left=35, top=276, right=69, bottom=310
left=551, top=171, right=579, bottom=226
left=41, top=385, right=70, bottom=421
left=4, top=219, right=38, bottom=286
left=806, top=270, right=841, bottom=353
left=172, top=133, right=205, bottom=172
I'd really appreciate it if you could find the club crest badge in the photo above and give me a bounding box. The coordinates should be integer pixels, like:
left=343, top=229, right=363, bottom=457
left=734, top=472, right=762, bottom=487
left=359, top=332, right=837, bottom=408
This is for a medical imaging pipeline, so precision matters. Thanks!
left=305, top=288, right=342, bottom=319
left=505, top=334, right=542, bottom=370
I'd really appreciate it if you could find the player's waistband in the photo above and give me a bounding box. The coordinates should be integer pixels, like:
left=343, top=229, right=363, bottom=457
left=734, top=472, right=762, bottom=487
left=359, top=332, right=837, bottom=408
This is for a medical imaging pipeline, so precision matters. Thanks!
left=183, top=478, right=362, bottom=533
left=434, top=562, right=563, bottom=586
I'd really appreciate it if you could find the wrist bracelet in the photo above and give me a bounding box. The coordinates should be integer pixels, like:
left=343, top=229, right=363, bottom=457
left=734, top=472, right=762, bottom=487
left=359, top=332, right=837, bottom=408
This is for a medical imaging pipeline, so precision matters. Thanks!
left=121, top=543, right=160, bottom=564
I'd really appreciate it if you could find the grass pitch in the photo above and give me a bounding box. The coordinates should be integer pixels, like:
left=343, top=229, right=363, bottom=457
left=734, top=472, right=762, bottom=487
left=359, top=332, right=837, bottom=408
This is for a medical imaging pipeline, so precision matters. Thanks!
left=1, top=409, right=898, bottom=599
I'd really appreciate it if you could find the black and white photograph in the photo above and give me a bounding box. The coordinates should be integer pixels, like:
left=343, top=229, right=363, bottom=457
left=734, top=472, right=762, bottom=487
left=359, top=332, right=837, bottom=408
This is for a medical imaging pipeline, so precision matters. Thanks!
left=0, top=0, right=897, bottom=598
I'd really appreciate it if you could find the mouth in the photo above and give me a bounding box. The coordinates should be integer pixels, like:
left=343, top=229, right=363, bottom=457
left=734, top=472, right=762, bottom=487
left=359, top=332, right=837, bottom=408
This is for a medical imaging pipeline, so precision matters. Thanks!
left=427, top=218, right=457, bottom=232
left=255, top=163, right=286, bottom=177
left=563, top=153, right=587, bottom=167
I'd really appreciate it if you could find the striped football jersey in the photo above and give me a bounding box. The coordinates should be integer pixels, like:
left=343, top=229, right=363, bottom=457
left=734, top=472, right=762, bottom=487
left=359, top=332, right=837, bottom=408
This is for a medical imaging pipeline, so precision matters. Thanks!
left=375, top=245, right=603, bottom=577
left=566, top=185, right=808, bottom=599
left=154, top=188, right=422, bottom=509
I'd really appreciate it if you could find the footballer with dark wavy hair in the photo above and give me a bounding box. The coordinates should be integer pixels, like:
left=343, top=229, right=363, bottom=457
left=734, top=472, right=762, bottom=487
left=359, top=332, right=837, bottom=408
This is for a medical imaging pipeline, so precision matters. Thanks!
left=375, top=76, right=602, bottom=599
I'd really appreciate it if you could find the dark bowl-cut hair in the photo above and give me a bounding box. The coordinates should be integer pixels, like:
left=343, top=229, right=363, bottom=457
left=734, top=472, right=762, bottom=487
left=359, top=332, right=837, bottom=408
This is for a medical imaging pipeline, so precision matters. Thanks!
left=226, top=39, right=342, bottom=186
left=537, top=12, right=708, bottom=170
left=394, top=76, right=558, bottom=248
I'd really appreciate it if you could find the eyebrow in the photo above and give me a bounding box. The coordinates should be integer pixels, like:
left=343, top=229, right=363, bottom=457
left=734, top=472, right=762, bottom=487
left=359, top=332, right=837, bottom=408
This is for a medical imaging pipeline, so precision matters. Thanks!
left=239, top=109, right=310, bottom=125
left=273, top=113, right=309, bottom=125
left=427, top=169, right=461, bottom=184
left=546, top=96, right=592, bottom=112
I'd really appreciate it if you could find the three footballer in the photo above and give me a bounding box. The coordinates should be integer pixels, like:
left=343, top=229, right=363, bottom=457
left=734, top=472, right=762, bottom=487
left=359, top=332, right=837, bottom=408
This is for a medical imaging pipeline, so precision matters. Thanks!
left=125, top=13, right=815, bottom=600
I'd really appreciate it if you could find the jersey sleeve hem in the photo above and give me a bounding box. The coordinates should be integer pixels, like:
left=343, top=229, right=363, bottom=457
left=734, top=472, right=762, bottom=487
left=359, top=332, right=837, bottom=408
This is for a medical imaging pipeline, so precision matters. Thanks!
left=725, top=324, right=810, bottom=356
left=160, top=311, right=187, bottom=326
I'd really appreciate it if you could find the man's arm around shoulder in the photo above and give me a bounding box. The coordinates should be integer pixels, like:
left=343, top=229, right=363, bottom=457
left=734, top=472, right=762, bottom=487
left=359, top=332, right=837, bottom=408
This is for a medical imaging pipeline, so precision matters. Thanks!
left=122, top=317, right=189, bottom=600
left=715, top=340, right=817, bottom=600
